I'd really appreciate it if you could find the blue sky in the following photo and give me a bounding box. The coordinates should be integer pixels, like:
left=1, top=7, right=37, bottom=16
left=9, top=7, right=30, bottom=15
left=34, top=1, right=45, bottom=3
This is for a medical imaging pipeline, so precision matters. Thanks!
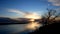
left=0, top=0, right=60, bottom=18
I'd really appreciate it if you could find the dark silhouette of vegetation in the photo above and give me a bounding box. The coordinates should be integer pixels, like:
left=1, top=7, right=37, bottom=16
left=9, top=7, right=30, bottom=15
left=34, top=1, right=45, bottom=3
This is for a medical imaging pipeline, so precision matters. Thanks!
left=29, top=9, right=60, bottom=34
left=41, top=9, right=60, bottom=25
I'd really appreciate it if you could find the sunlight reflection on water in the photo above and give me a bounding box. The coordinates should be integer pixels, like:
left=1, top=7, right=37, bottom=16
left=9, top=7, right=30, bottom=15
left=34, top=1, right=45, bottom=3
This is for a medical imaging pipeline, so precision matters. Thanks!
left=0, top=24, right=42, bottom=34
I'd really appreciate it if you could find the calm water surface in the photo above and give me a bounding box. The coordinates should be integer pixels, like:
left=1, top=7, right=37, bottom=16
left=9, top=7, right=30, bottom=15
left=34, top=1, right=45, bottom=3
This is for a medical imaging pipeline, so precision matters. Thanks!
left=0, top=24, right=30, bottom=34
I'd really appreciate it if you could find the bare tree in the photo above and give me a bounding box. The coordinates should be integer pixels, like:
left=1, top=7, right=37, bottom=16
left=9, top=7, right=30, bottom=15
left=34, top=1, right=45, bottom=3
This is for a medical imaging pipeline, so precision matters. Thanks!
left=42, top=9, right=60, bottom=25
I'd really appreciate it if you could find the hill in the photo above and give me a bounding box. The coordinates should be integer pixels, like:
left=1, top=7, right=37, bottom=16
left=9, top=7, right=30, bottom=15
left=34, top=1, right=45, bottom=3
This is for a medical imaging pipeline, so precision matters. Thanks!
left=0, top=17, right=29, bottom=25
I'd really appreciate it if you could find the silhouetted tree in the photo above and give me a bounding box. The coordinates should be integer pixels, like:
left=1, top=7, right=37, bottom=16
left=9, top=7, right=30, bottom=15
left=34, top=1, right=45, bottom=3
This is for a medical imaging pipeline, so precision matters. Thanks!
left=42, top=9, right=60, bottom=25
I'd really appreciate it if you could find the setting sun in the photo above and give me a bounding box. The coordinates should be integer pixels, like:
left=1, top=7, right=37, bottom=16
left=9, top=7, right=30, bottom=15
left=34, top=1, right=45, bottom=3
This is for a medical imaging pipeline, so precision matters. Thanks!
left=24, top=12, right=42, bottom=30
left=24, top=12, right=41, bottom=19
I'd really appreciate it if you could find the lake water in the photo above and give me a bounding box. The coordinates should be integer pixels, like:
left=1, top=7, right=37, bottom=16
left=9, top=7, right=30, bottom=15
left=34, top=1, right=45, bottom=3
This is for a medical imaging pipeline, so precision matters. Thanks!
left=0, top=23, right=43, bottom=34
left=0, top=24, right=30, bottom=34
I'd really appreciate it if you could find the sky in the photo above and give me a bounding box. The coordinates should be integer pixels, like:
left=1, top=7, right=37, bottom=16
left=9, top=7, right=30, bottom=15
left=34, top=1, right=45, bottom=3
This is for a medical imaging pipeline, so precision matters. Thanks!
left=0, top=0, right=60, bottom=18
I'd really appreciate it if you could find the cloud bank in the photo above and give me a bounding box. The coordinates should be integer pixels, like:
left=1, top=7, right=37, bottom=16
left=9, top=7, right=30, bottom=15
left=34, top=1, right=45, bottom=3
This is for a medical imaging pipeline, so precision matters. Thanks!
left=7, top=9, right=41, bottom=18
left=8, top=9, right=25, bottom=15
left=48, top=0, right=60, bottom=6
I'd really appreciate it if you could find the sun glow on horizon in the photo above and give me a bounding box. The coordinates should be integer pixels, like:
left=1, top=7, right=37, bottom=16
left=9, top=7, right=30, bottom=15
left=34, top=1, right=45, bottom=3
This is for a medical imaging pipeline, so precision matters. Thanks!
left=24, top=12, right=42, bottom=19
left=25, top=12, right=42, bottom=30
